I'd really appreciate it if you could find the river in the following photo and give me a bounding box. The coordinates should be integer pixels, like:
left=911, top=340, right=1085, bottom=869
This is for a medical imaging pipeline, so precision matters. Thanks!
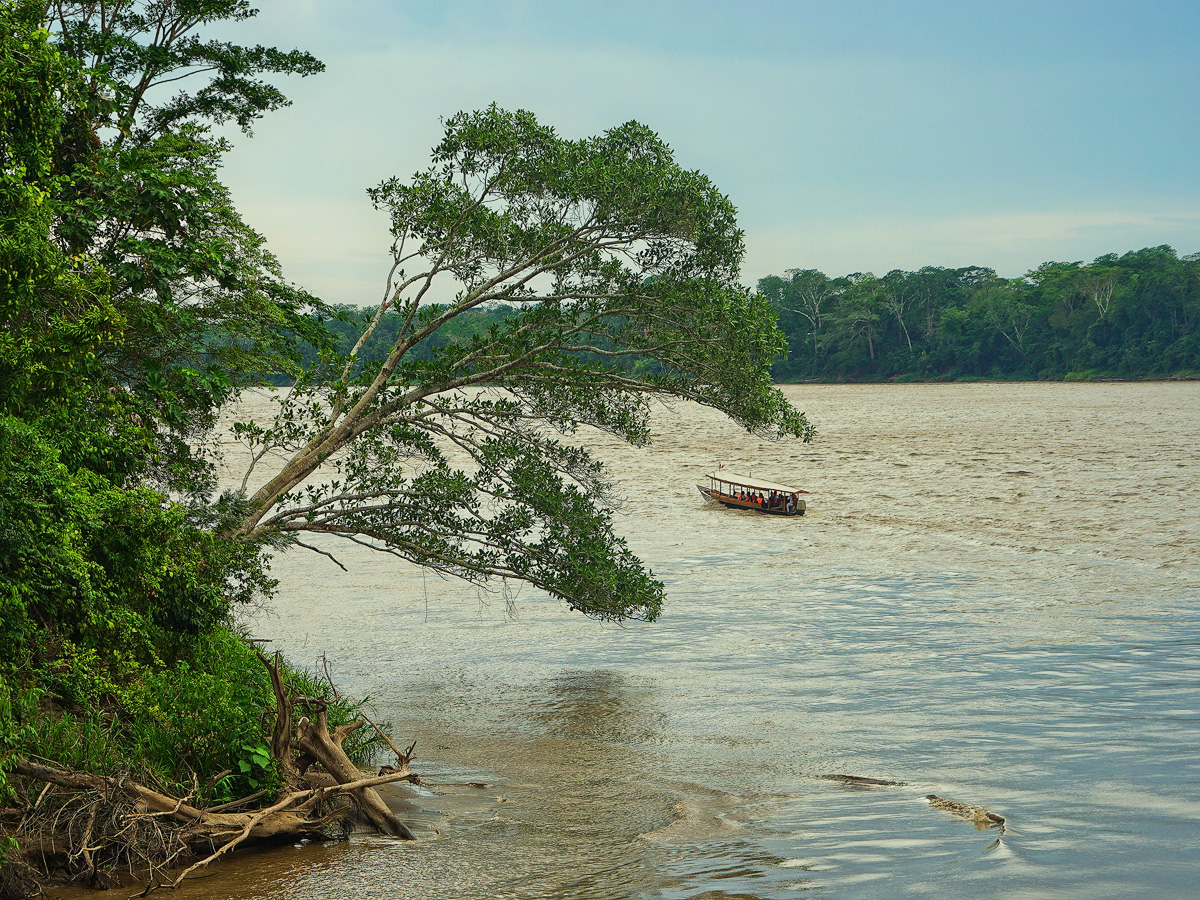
left=171, top=382, right=1200, bottom=898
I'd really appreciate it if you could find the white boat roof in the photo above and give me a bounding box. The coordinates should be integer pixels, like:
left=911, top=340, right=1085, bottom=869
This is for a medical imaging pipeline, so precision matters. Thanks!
left=706, top=471, right=804, bottom=494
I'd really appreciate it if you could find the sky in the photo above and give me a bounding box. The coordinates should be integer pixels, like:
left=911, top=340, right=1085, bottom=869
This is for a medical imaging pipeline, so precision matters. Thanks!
left=212, top=1, right=1200, bottom=306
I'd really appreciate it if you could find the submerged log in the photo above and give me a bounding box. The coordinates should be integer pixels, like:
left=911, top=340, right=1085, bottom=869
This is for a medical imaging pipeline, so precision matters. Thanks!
left=818, top=774, right=908, bottom=787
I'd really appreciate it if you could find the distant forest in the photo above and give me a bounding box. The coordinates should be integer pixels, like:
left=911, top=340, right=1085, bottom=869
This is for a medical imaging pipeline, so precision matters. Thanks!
left=759, top=245, right=1200, bottom=381
left=297, top=245, right=1200, bottom=384
left=291, top=304, right=519, bottom=378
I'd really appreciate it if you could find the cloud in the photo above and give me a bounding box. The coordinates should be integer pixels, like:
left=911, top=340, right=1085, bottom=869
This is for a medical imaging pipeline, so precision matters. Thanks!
left=215, top=3, right=1200, bottom=300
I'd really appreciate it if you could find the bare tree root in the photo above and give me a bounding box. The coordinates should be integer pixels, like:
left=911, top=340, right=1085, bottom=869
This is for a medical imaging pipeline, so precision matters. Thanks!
left=294, top=707, right=416, bottom=839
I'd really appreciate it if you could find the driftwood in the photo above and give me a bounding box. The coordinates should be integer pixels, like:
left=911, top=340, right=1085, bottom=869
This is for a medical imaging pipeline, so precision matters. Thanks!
left=295, top=710, right=415, bottom=838
left=11, top=759, right=330, bottom=846
left=258, top=649, right=417, bottom=839
left=7, top=760, right=417, bottom=893
left=5, top=651, right=419, bottom=894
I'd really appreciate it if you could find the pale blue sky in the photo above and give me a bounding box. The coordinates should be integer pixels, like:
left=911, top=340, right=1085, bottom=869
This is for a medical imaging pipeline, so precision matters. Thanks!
left=213, top=1, right=1200, bottom=305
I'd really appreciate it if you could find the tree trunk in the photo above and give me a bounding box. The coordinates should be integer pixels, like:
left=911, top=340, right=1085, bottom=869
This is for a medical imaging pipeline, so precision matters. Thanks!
left=294, top=710, right=416, bottom=839
left=257, top=649, right=416, bottom=839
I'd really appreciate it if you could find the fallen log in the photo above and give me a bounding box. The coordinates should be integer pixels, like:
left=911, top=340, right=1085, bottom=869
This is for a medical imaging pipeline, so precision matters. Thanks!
left=7, top=759, right=422, bottom=893
left=295, top=711, right=416, bottom=838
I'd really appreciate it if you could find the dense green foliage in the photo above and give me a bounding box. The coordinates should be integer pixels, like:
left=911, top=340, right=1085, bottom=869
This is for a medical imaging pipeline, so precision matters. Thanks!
left=761, top=248, right=1200, bottom=381
left=0, top=0, right=336, bottom=819
left=3, top=0, right=329, bottom=490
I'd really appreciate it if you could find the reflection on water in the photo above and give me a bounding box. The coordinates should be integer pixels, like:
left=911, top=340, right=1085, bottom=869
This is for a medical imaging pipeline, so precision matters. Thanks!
left=530, top=671, right=668, bottom=745
left=85, top=383, right=1200, bottom=900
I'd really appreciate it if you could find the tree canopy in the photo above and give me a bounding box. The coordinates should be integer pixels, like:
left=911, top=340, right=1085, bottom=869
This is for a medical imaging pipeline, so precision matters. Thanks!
left=2, top=0, right=328, bottom=497
left=231, top=105, right=812, bottom=623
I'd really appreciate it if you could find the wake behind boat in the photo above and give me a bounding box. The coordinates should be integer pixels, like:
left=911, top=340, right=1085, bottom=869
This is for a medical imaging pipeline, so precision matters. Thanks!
left=698, top=470, right=807, bottom=516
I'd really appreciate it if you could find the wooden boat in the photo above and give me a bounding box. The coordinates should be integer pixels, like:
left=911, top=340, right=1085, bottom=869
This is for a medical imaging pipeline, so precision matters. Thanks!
left=697, top=471, right=807, bottom=516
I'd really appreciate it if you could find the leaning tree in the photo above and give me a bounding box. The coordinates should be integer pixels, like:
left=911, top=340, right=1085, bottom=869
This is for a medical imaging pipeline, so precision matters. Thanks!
left=230, top=105, right=814, bottom=623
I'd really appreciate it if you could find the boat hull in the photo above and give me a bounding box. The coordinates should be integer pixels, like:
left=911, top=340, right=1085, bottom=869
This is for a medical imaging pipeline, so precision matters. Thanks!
left=697, top=486, right=805, bottom=516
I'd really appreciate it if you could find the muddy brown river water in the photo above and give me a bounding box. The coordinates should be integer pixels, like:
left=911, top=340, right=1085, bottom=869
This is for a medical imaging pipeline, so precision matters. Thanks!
left=70, top=383, right=1200, bottom=898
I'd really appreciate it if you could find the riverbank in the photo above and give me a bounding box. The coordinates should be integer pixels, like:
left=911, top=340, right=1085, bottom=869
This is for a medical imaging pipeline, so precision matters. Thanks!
left=0, top=627, right=408, bottom=897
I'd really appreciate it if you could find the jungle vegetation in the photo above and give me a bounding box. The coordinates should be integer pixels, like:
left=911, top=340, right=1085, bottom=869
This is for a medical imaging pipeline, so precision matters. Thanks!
left=759, top=250, right=1200, bottom=382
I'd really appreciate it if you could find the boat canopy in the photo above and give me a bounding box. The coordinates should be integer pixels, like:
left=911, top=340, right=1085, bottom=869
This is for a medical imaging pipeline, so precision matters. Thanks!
left=706, top=471, right=806, bottom=495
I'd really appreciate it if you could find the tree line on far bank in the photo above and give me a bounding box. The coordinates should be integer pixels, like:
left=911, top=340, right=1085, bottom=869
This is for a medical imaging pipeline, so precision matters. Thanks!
left=758, top=246, right=1200, bottom=382
left=306, top=245, right=1200, bottom=387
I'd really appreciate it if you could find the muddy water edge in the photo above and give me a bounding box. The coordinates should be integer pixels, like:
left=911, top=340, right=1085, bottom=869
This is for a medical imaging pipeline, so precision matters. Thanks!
left=58, top=382, right=1200, bottom=899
